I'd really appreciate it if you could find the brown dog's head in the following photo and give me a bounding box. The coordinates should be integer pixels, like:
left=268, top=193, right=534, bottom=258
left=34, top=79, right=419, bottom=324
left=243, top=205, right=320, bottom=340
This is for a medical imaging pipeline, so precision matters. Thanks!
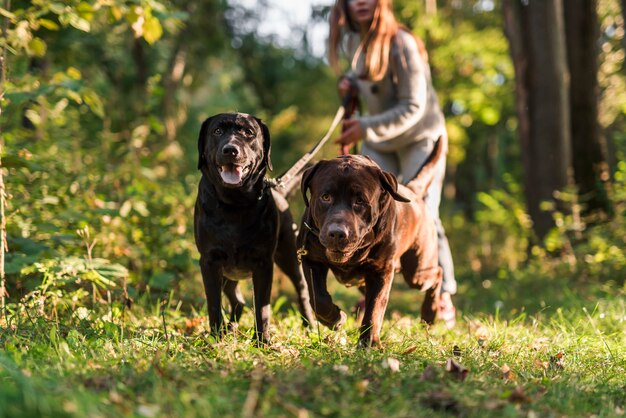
left=301, top=155, right=410, bottom=264
left=197, top=112, right=272, bottom=188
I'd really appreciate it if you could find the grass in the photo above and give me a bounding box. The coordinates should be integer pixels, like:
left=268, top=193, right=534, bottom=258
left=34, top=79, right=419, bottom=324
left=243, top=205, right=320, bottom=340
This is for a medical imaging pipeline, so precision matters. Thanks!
left=0, top=268, right=625, bottom=418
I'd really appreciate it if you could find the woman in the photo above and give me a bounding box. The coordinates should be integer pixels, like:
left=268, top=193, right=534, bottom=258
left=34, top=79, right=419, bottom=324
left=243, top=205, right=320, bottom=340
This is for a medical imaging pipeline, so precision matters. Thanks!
left=329, top=0, right=457, bottom=326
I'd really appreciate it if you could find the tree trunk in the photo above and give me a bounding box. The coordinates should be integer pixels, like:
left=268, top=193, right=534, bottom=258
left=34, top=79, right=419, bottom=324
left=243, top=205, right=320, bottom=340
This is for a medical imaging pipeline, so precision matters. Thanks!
left=0, top=0, right=9, bottom=313
left=564, top=0, right=612, bottom=218
left=504, top=0, right=573, bottom=239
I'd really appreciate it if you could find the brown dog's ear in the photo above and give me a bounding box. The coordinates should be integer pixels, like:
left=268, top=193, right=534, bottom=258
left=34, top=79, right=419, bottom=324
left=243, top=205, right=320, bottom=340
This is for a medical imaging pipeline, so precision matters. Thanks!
left=301, top=163, right=321, bottom=207
left=379, top=170, right=411, bottom=202
left=254, top=117, right=273, bottom=171
left=197, top=117, right=212, bottom=170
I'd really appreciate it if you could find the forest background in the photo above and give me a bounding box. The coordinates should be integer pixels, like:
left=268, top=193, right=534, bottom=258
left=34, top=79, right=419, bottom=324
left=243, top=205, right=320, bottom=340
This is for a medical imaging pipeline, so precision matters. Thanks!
left=0, top=0, right=625, bottom=417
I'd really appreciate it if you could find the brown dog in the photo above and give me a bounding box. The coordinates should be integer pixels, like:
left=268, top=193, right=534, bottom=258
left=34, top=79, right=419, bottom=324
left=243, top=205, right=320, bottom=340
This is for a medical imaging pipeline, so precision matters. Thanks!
left=297, top=139, right=444, bottom=347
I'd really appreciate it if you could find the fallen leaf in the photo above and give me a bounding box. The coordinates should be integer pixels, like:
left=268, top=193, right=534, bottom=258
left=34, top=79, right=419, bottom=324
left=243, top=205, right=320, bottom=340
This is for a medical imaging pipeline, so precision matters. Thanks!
left=109, top=390, right=123, bottom=404
left=445, top=358, right=469, bottom=381
left=419, top=364, right=438, bottom=382
left=403, top=346, right=418, bottom=355
left=185, top=316, right=206, bottom=333
left=382, top=357, right=400, bottom=372
left=549, top=352, right=565, bottom=370
left=501, top=364, right=514, bottom=381
left=534, top=359, right=549, bottom=371
left=332, top=364, right=349, bottom=374
left=355, top=379, right=369, bottom=395
left=507, top=386, right=531, bottom=404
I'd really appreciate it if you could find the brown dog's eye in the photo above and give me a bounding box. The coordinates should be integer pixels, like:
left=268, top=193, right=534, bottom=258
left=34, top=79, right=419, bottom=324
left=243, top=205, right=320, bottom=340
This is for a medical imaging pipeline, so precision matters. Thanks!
left=245, top=128, right=255, bottom=137
left=355, top=197, right=365, bottom=205
left=214, top=128, right=223, bottom=136
left=320, top=194, right=331, bottom=202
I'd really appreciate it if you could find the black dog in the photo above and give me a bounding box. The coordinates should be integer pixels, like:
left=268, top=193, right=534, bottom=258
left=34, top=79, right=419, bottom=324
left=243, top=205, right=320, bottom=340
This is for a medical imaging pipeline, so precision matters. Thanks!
left=194, top=112, right=314, bottom=344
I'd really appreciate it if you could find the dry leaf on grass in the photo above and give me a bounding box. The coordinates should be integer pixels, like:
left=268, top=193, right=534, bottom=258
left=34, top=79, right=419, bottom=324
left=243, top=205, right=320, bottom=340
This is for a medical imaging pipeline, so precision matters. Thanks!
left=420, top=364, right=438, bottom=382
left=381, top=357, right=400, bottom=372
left=355, top=379, right=370, bottom=395
left=549, top=352, right=565, bottom=370
left=445, top=358, right=469, bottom=381
left=507, top=386, right=531, bottom=404
left=501, top=363, right=514, bottom=381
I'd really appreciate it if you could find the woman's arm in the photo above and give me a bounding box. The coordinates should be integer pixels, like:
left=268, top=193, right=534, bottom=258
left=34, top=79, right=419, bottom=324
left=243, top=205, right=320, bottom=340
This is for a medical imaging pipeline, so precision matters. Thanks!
left=359, top=31, right=429, bottom=144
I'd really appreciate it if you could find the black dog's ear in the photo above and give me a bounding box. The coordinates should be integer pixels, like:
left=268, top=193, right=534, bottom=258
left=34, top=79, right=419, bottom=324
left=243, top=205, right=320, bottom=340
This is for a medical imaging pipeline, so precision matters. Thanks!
left=197, top=117, right=212, bottom=170
left=254, top=117, right=273, bottom=172
left=301, top=163, right=321, bottom=207
left=379, top=170, right=411, bottom=202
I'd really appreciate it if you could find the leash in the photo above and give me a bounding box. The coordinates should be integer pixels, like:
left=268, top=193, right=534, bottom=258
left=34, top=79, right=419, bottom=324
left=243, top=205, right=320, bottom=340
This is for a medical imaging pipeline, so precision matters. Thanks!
left=267, top=105, right=346, bottom=192
left=296, top=221, right=320, bottom=263
left=339, top=76, right=360, bottom=156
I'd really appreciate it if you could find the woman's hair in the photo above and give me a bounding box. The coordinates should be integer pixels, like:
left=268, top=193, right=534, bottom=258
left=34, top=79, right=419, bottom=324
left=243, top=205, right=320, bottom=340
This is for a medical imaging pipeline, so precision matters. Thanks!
left=328, top=0, right=428, bottom=82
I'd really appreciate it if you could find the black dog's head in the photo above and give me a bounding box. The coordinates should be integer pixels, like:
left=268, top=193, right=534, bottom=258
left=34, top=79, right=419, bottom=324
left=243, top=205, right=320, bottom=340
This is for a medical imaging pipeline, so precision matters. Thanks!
left=301, top=155, right=410, bottom=264
left=197, top=112, right=272, bottom=188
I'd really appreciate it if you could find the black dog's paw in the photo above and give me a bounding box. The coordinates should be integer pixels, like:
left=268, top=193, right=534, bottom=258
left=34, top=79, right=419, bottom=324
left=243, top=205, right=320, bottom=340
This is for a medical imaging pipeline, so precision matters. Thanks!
left=318, top=310, right=347, bottom=331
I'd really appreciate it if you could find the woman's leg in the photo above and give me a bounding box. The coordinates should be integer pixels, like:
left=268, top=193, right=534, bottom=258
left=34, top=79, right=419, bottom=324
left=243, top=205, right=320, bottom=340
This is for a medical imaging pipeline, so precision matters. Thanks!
left=360, top=142, right=400, bottom=176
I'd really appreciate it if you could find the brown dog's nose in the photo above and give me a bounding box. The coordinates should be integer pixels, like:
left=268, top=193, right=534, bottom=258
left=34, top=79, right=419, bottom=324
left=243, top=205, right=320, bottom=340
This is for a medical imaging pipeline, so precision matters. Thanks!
left=325, top=224, right=349, bottom=248
left=222, top=144, right=239, bottom=156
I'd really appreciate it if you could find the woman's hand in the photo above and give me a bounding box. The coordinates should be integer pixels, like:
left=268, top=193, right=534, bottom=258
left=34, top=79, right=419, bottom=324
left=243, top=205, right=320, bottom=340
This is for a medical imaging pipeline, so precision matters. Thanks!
left=335, top=118, right=363, bottom=146
left=337, top=76, right=352, bottom=99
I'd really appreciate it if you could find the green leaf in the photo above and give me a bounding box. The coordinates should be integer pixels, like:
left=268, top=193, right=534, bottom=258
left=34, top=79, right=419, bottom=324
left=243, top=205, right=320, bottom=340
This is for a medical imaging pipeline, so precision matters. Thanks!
left=28, top=37, right=47, bottom=57
left=76, top=2, right=94, bottom=21
left=142, top=15, right=163, bottom=45
left=38, top=18, right=60, bottom=30
left=480, top=106, right=500, bottom=126
left=1, top=154, right=43, bottom=171
left=149, top=272, right=174, bottom=290
left=83, top=90, right=104, bottom=118
left=68, top=13, right=90, bottom=32
left=0, top=7, right=16, bottom=19
left=48, top=3, right=66, bottom=15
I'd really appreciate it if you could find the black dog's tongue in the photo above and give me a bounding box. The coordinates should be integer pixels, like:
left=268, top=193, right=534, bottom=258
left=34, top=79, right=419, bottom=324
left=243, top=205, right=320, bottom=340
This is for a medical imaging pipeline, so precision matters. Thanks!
left=220, top=164, right=243, bottom=185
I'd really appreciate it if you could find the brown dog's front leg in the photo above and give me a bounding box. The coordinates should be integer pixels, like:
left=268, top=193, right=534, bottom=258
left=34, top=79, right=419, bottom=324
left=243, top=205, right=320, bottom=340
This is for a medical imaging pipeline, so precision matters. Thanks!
left=200, top=255, right=224, bottom=338
left=252, top=263, right=273, bottom=345
left=359, top=271, right=394, bottom=348
left=302, top=260, right=346, bottom=329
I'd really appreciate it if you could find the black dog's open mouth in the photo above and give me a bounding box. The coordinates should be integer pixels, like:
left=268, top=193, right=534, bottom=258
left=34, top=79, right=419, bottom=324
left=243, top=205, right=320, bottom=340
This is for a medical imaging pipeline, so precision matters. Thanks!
left=218, top=163, right=250, bottom=185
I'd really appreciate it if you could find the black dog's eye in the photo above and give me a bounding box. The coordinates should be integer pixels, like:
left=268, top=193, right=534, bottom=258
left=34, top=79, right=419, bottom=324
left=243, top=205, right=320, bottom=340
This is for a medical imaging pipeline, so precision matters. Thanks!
left=244, top=128, right=255, bottom=137
left=320, top=194, right=331, bottom=202
left=355, top=196, right=365, bottom=205
left=214, top=128, right=223, bottom=136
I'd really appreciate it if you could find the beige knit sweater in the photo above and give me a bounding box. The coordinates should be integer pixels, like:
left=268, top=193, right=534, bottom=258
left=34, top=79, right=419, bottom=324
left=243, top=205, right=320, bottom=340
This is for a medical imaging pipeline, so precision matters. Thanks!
left=345, top=29, right=447, bottom=152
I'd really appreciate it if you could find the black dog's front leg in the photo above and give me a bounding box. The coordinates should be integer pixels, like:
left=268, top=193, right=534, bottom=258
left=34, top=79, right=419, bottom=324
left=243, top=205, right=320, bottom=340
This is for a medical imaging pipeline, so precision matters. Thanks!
left=252, top=262, right=273, bottom=345
left=200, top=255, right=224, bottom=338
left=301, top=260, right=346, bottom=329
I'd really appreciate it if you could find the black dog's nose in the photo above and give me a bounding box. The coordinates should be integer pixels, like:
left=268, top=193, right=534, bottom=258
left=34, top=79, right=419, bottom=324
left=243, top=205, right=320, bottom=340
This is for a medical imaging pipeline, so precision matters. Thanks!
left=222, top=144, right=239, bottom=156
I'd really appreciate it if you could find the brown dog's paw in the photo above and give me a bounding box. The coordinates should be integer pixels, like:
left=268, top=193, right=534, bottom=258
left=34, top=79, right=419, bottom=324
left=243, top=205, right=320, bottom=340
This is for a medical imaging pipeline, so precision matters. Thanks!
left=357, top=335, right=382, bottom=350
left=436, top=293, right=456, bottom=329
